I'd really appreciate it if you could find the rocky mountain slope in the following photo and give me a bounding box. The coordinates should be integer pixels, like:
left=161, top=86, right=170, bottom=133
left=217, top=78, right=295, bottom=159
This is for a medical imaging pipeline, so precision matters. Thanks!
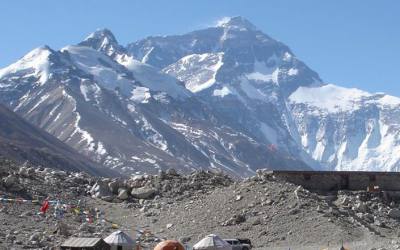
left=0, top=104, right=114, bottom=176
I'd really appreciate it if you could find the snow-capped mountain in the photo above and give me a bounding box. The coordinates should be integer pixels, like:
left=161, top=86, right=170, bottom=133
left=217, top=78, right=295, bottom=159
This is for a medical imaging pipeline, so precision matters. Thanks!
left=128, top=16, right=400, bottom=172
left=2, top=16, right=398, bottom=174
left=0, top=26, right=307, bottom=176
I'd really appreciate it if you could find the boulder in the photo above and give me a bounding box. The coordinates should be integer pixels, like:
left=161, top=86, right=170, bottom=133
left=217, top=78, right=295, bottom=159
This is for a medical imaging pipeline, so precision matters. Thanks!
left=3, top=174, right=23, bottom=191
left=52, top=170, right=67, bottom=178
left=294, top=185, right=304, bottom=200
left=57, top=221, right=70, bottom=236
left=374, top=216, right=385, bottom=227
left=341, top=196, right=351, bottom=206
left=118, top=189, right=129, bottom=200
left=265, top=199, right=274, bottom=205
left=29, top=232, right=41, bottom=242
left=252, top=217, right=262, bottom=225
left=26, top=167, right=35, bottom=176
left=101, top=196, right=114, bottom=202
left=222, top=214, right=246, bottom=226
left=166, top=168, right=178, bottom=176
left=18, top=167, right=28, bottom=177
left=235, top=195, right=243, bottom=201
left=3, top=174, right=18, bottom=188
left=179, top=236, right=191, bottom=244
left=354, top=202, right=368, bottom=213
left=90, top=180, right=112, bottom=199
left=131, top=187, right=157, bottom=199
left=256, top=169, right=274, bottom=181
left=108, top=180, right=121, bottom=194
left=79, top=222, right=95, bottom=233
left=388, top=209, right=400, bottom=219
left=288, top=208, right=300, bottom=215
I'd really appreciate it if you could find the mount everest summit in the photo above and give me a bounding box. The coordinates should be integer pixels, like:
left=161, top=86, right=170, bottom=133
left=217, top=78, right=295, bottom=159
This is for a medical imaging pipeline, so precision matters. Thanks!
left=1, top=16, right=399, bottom=175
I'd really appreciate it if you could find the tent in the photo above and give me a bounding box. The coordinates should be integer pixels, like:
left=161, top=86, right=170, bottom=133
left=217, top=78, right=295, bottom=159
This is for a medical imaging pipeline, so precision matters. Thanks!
left=104, top=230, right=136, bottom=250
left=193, top=234, right=232, bottom=250
left=154, top=240, right=185, bottom=250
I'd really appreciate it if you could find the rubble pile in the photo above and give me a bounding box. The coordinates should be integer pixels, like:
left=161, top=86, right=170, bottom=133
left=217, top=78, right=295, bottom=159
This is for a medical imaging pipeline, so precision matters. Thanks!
left=3, top=160, right=400, bottom=249
left=89, top=169, right=233, bottom=202
left=0, top=159, right=93, bottom=200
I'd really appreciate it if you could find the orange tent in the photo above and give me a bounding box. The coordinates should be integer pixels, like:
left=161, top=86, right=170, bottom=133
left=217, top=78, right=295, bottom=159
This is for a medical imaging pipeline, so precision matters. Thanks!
left=154, top=240, right=185, bottom=250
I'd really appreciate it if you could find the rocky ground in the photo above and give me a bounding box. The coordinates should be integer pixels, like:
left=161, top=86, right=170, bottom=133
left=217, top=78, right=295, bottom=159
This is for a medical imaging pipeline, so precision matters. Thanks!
left=2, top=159, right=400, bottom=249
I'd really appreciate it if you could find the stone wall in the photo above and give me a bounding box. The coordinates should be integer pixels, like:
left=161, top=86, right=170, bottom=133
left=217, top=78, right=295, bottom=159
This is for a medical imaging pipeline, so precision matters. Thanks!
left=272, top=171, right=400, bottom=191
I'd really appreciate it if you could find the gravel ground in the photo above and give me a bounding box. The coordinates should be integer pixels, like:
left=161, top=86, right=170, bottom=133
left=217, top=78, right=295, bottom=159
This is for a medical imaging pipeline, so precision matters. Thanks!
left=1, top=161, right=400, bottom=249
left=90, top=179, right=400, bottom=249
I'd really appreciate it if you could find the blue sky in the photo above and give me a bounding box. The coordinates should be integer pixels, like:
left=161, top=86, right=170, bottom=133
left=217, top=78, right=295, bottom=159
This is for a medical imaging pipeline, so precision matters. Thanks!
left=1, top=0, right=399, bottom=95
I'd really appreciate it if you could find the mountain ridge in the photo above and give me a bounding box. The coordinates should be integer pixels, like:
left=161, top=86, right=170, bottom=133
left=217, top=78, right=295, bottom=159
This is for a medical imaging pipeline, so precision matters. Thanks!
left=1, top=16, right=398, bottom=174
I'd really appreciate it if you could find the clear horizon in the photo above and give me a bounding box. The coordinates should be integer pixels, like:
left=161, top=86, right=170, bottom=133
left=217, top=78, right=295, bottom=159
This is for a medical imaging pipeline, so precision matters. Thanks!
left=1, top=0, right=399, bottom=96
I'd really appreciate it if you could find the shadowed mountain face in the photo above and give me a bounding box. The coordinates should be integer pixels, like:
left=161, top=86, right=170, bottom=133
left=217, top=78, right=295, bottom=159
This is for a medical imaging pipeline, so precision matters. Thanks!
left=0, top=104, right=116, bottom=176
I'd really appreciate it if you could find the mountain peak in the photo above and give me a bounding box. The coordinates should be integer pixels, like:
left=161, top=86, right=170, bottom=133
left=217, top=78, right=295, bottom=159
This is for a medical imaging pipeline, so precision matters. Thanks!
left=216, top=16, right=257, bottom=30
left=20, top=45, right=54, bottom=57
left=83, top=28, right=118, bottom=44
left=0, top=45, right=54, bottom=84
left=79, top=28, right=124, bottom=56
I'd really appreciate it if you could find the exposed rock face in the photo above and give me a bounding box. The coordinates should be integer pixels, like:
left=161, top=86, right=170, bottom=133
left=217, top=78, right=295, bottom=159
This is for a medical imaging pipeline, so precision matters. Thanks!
left=131, top=187, right=157, bottom=199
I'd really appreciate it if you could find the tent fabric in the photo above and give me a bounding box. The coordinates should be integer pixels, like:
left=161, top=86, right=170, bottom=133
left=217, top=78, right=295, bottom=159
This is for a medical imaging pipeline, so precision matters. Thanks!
left=154, top=240, right=185, bottom=250
left=104, top=230, right=136, bottom=246
left=193, top=234, right=232, bottom=250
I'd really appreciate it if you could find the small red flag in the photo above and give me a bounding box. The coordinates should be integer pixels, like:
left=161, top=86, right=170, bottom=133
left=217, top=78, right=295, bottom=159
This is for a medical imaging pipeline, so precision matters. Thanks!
left=40, top=200, right=49, bottom=214
left=268, top=144, right=277, bottom=152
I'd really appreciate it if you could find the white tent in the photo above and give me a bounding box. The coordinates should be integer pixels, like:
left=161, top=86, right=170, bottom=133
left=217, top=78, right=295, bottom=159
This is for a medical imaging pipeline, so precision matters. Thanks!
left=193, top=234, right=232, bottom=250
left=104, top=230, right=136, bottom=250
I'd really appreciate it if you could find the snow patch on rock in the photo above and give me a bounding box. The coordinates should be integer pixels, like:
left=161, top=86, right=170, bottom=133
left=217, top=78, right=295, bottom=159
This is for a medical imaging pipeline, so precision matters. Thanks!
left=130, top=87, right=151, bottom=103
left=163, top=52, right=224, bottom=93
left=289, top=84, right=372, bottom=113
left=213, top=86, right=232, bottom=97
left=116, top=54, right=191, bottom=99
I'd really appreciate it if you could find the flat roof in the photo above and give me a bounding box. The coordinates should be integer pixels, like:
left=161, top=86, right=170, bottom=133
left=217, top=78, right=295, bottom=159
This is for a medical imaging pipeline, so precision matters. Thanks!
left=61, top=237, right=104, bottom=247
left=272, top=170, right=400, bottom=176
